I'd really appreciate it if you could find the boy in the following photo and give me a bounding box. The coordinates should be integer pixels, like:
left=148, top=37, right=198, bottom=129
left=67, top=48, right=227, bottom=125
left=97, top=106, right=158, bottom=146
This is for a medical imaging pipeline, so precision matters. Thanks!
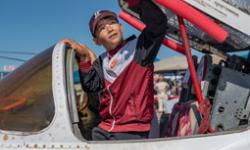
left=62, top=0, right=167, bottom=140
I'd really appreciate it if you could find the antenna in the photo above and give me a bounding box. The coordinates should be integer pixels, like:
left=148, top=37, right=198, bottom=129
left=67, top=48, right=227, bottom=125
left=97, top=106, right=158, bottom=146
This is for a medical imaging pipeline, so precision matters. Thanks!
left=0, top=51, right=36, bottom=55
left=0, top=55, right=27, bottom=62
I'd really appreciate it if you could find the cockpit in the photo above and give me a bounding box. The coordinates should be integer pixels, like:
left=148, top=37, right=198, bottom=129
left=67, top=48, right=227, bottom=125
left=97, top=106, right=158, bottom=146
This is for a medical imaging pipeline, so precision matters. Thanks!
left=0, top=0, right=250, bottom=146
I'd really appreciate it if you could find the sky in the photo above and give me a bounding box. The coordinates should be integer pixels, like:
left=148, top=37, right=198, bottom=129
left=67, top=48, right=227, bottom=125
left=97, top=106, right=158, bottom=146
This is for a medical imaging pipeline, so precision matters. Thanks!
left=0, top=0, right=199, bottom=71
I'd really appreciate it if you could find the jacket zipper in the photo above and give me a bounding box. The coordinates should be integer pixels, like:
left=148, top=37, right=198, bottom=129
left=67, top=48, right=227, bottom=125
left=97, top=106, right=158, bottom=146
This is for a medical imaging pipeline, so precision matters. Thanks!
left=107, top=86, right=116, bottom=132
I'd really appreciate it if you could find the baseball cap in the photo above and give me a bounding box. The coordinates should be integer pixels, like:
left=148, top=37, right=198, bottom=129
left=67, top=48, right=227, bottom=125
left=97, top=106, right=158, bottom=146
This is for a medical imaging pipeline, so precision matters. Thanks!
left=89, top=10, right=119, bottom=37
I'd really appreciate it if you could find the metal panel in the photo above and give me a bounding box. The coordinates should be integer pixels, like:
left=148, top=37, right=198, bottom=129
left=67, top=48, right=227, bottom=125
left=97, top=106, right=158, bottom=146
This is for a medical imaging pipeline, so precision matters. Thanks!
left=185, top=0, right=250, bottom=36
left=210, top=67, right=250, bottom=131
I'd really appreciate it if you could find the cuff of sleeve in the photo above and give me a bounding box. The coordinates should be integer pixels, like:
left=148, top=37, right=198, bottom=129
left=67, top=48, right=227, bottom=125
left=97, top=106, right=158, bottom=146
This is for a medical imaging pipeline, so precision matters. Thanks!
left=125, top=0, right=141, bottom=7
left=79, top=60, right=92, bottom=72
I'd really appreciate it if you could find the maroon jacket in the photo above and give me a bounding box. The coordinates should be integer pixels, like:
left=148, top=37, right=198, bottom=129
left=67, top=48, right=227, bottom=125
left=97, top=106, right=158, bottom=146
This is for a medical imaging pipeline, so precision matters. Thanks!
left=79, top=0, right=167, bottom=132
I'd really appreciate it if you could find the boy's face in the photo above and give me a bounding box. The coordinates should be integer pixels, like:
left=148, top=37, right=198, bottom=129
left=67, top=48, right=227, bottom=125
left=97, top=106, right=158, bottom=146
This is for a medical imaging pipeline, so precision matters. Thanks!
left=94, top=20, right=124, bottom=51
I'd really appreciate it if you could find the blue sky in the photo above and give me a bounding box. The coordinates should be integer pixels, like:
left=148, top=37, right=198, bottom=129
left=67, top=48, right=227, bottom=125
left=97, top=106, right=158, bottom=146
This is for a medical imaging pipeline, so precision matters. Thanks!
left=0, top=0, right=191, bottom=70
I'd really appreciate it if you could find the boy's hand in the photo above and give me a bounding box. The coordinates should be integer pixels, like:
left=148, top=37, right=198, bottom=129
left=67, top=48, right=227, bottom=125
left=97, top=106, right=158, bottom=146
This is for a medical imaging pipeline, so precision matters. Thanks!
left=60, top=39, right=96, bottom=63
left=124, top=0, right=142, bottom=7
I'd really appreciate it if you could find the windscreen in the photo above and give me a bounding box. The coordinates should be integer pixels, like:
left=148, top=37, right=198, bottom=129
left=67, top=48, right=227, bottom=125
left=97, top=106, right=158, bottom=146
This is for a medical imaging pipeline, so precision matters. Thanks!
left=0, top=47, right=55, bottom=132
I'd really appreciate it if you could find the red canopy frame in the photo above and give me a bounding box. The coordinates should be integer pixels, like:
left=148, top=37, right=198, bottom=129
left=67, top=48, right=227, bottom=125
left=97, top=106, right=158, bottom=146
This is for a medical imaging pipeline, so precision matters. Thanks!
left=119, top=11, right=185, bottom=54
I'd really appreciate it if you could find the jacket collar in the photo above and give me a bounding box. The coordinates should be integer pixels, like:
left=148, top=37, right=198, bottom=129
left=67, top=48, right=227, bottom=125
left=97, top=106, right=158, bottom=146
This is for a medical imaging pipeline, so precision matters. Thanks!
left=107, top=35, right=136, bottom=59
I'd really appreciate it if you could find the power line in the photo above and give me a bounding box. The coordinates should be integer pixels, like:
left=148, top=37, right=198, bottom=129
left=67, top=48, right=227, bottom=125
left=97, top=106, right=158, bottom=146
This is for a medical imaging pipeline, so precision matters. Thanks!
left=0, top=51, right=36, bottom=55
left=0, top=55, right=27, bottom=62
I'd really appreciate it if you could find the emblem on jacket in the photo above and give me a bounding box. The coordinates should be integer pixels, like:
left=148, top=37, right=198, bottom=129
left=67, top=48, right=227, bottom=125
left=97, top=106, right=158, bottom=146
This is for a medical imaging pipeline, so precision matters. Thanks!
left=108, top=50, right=129, bottom=70
left=109, top=59, right=119, bottom=69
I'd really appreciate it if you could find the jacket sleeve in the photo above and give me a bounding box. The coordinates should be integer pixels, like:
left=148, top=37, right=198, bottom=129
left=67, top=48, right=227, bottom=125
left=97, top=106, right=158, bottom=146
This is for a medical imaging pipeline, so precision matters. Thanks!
left=131, top=0, right=167, bottom=67
left=78, top=57, right=104, bottom=93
